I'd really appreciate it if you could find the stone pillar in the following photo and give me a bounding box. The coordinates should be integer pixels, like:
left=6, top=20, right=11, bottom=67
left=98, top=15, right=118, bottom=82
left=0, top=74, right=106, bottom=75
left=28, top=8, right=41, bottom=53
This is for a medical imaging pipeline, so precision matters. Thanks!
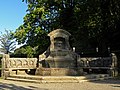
left=50, top=36, right=54, bottom=51
left=110, top=53, right=118, bottom=77
left=1, top=54, right=9, bottom=79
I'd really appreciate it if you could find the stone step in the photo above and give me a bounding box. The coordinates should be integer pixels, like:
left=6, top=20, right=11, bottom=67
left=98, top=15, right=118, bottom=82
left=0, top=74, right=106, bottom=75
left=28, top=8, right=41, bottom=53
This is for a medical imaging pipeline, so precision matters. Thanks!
left=8, top=75, right=86, bottom=80
left=6, top=74, right=112, bottom=83
left=7, top=77, right=42, bottom=83
left=7, top=77, right=79, bottom=83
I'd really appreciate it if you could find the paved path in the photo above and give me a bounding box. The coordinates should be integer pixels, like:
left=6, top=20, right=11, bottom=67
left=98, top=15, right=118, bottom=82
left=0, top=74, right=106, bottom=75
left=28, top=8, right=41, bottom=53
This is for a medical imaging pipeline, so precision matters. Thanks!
left=0, top=79, right=120, bottom=90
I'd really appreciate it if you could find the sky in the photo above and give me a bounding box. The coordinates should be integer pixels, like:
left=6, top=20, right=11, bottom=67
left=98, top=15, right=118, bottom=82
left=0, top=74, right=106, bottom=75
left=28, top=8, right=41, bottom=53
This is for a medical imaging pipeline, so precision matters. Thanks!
left=0, top=0, right=27, bottom=33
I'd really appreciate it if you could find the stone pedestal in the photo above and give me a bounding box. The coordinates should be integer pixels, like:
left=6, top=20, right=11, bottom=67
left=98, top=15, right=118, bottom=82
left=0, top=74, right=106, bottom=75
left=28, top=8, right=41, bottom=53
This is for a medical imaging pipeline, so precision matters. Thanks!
left=45, top=51, right=76, bottom=68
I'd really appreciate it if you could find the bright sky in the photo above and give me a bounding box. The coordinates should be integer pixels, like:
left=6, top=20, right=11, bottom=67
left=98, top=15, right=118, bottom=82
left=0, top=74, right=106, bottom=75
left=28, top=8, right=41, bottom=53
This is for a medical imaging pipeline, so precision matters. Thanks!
left=0, top=0, right=27, bottom=33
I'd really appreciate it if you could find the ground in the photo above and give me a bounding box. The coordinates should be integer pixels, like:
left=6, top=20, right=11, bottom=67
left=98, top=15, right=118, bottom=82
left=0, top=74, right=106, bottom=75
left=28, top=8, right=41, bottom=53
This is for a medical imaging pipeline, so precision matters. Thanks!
left=0, top=79, right=120, bottom=90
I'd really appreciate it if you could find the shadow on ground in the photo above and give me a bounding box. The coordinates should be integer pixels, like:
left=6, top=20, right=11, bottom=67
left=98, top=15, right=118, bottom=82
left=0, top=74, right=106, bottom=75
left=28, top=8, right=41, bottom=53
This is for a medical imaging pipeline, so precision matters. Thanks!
left=90, top=79, right=120, bottom=84
left=0, top=82, right=48, bottom=90
left=89, top=79, right=120, bottom=88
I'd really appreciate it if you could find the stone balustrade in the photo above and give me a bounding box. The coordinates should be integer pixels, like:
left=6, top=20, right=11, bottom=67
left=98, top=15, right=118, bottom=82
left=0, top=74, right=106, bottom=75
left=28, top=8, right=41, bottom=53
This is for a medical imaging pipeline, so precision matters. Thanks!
left=77, top=55, right=118, bottom=77
left=79, top=57, right=112, bottom=67
left=7, top=58, right=37, bottom=69
left=1, top=54, right=38, bottom=77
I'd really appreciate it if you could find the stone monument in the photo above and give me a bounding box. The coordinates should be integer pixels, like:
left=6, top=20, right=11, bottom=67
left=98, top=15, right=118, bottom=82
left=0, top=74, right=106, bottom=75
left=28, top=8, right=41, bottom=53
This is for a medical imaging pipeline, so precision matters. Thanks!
left=1, top=29, right=116, bottom=78
left=35, top=29, right=82, bottom=76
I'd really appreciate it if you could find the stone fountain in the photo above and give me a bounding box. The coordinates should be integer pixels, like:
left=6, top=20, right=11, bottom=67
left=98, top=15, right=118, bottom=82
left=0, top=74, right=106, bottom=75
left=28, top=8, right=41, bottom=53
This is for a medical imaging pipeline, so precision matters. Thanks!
left=35, top=29, right=82, bottom=76
left=1, top=29, right=115, bottom=82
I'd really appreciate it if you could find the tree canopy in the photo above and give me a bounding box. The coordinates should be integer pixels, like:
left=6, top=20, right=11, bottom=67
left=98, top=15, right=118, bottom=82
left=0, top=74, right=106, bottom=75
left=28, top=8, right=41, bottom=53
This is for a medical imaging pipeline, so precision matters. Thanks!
left=0, top=30, right=16, bottom=54
left=14, top=0, right=120, bottom=56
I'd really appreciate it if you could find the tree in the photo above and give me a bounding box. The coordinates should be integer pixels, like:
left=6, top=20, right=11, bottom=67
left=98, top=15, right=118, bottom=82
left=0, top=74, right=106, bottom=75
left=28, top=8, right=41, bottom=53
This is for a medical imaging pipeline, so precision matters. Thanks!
left=13, top=45, right=35, bottom=57
left=14, top=0, right=85, bottom=53
left=0, top=30, right=16, bottom=54
left=14, top=0, right=120, bottom=55
left=19, top=0, right=120, bottom=75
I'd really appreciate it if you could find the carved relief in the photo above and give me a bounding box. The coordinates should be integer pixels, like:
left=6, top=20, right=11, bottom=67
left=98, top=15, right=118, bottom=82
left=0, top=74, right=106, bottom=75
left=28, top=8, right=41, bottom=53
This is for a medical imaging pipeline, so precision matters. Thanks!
left=23, top=60, right=28, bottom=67
left=10, top=60, right=16, bottom=68
left=7, top=58, right=37, bottom=68
left=17, top=60, right=22, bottom=68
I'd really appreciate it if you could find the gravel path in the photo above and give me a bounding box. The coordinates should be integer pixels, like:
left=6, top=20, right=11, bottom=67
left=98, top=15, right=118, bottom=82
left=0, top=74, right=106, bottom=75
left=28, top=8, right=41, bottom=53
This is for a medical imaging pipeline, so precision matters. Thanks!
left=0, top=79, right=120, bottom=90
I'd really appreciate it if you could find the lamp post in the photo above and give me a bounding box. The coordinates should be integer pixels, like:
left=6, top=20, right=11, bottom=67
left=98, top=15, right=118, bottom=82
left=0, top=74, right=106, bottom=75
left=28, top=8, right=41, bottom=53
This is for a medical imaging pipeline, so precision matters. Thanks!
left=96, top=47, right=99, bottom=56
left=96, top=47, right=98, bottom=53
left=108, top=47, right=110, bottom=56
left=73, top=47, right=75, bottom=52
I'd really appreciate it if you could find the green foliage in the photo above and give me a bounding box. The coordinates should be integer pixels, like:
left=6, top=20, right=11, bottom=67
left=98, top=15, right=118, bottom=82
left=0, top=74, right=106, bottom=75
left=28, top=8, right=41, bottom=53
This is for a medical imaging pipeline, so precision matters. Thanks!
left=13, top=45, right=35, bottom=58
left=0, top=30, right=16, bottom=54
left=14, top=0, right=120, bottom=55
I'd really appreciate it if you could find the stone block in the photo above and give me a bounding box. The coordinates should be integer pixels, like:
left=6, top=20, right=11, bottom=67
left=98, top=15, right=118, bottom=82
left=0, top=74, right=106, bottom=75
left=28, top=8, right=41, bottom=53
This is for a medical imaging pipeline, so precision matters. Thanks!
left=35, top=68, right=79, bottom=76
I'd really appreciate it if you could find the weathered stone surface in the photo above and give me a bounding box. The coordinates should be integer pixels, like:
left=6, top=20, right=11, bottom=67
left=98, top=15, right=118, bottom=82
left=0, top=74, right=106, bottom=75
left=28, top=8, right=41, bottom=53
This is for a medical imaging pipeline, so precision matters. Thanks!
left=7, top=58, right=37, bottom=69
left=1, top=29, right=117, bottom=78
left=39, top=29, right=78, bottom=69
left=48, top=29, right=71, bottom=51
left=35, top=68, right=78, bottom=76
left=1, top=54, right=38, bottom=76
left=37, top=29, right=81, bottom=76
